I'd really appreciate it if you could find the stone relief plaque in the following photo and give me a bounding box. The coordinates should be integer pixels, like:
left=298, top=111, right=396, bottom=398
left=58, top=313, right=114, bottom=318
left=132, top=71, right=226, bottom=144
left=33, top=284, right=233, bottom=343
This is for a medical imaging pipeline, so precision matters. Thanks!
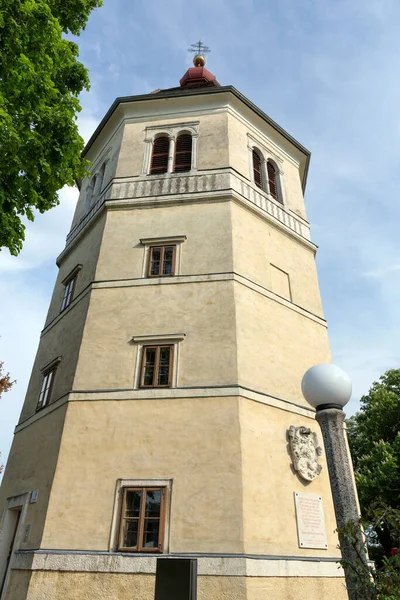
left=288, top=425, right=322, bottom=482
left=294, top=492, right=328, bottom=549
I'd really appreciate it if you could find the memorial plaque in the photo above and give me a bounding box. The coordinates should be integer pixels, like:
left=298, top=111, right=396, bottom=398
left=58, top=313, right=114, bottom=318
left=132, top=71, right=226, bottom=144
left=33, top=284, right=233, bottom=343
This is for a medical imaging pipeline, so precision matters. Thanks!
left=294, top=492, right=328, bottom=549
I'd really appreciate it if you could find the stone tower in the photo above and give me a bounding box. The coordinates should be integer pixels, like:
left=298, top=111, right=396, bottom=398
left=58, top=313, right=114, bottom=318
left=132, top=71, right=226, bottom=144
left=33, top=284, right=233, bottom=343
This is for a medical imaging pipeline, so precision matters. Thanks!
left=0, top=57, right=348, bottom=600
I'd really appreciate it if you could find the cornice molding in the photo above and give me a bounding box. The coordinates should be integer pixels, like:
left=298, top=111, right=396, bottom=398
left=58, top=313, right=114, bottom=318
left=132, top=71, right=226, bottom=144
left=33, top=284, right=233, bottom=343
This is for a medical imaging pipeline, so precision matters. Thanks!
left=81, top=86, right=310, bottom=193
left=139, top=235, right=187, bottom=245
left=41, top=271, right=326, bottom=339
left=62, top=169, right=313, bottom=258
left=14, top=384, right=319, bottom=435
left=14, top=550, right=344, bottom=577
left=131, top=333, right=186, bottom=343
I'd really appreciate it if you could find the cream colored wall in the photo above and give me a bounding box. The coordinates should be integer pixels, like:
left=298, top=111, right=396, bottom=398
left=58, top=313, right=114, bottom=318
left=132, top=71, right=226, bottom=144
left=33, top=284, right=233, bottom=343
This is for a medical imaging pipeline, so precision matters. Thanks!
left=239, top=399, right=340, bottom=557
left=42, top=397, right=244, bottom=553
left=227, top=112, right=307, bottom=221
left=197, top=112, right=229, bottom=170
left=46, top=214, right=106, bottom=326
left=231, top=202, right=324, bottom=316
left=18, top=216, right=106, bottom=422
left=116, top=112, right=229, bottom=179
left=5, top=570, right=348, bottom=600
left=73, top=279, right=237, bottom=391
left=245, top=577, right=348, bottom=600
left=0, top=406, right=67, bottom=550
left=234, top=282, right=331, bottom=405
left=5, top=571, right=155, bottom=600
left=72, top=127, right=124, bottom=229
left=20, top=293, right=90, bottom=422
left=95, top=202, right=233, bottom=281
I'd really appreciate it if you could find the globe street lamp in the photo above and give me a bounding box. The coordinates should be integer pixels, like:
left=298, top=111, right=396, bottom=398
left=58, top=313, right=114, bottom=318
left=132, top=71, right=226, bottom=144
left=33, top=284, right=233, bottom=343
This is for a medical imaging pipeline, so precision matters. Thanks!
left=301, top=364, right=369, bottom=600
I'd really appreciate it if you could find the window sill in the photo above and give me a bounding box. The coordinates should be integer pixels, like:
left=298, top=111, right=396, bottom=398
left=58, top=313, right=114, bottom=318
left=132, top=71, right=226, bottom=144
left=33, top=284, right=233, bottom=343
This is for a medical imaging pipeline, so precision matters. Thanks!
left=146, top=170, right=196, bottom=178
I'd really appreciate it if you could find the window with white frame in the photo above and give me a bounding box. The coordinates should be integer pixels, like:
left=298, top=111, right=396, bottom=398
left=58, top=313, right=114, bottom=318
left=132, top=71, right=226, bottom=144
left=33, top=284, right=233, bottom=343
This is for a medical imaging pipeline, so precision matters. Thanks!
left=131, top=333, right=185, bottom=389
left=37, top=357, right=61, bottom=411
left=140, top=235, right=187, bottom=278
left=142, top=122, right=199, bottom=176
left=60, top=264, right=82, bottom=312
left=248, top=137, right=284, bottom=204
left=111, top=478, right=172, bottom=554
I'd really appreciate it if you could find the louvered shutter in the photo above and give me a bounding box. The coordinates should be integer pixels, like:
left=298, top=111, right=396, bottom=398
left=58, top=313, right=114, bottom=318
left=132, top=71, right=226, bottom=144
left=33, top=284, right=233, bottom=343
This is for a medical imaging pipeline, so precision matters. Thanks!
left=150, top=137, right=170, bottom=175
left=174, top=134, right=192, bottom=173
left=267, top=161, right=279, bottom=201
left=253, top=150, right=263, bottom=189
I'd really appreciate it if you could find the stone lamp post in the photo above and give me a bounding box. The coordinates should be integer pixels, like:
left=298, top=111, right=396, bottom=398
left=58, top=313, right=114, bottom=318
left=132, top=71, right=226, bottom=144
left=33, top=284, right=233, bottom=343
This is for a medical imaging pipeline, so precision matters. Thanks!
left=301, top=364, right=369, bottom=600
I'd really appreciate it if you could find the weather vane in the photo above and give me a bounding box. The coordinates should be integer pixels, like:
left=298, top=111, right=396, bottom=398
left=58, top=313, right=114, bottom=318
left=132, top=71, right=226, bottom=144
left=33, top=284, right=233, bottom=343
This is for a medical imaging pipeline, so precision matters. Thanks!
left=188, top=41, right=210, bottom=67
left=188, top=40, right=211, bottom=56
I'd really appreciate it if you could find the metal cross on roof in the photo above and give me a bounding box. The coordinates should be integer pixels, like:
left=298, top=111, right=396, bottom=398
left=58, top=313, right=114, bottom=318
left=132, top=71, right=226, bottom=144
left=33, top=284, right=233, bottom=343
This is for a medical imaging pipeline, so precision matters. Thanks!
left=188, top=40, right=211, bottom=55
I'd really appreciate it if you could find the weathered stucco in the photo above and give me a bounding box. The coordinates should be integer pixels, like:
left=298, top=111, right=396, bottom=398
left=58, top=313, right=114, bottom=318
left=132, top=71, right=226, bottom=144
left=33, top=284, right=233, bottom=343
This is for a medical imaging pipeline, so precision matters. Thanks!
left=5, top=570, right=348, bottom=600
left=0, top=406, right=67, bottom=550
left=42, top=397, right=244, bottom=553
left=0, top=85, right=349, bottom=600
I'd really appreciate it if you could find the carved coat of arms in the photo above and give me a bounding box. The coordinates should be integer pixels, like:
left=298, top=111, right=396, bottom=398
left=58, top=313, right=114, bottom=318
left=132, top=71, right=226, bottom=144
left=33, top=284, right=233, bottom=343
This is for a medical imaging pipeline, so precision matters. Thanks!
left=288, top=426, right=322, bottom=482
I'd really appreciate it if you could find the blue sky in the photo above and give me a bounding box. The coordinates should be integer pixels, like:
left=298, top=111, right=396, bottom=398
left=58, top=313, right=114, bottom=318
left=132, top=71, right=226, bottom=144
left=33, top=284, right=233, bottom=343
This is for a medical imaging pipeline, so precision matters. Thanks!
left=1, top=0, right=400, bottom=471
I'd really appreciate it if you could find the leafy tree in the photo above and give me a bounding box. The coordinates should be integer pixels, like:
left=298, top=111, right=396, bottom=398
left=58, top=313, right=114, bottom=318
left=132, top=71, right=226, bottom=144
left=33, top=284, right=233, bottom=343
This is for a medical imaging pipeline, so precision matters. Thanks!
left=0, top=0, right=102, bottom=255
left=338, top=512, right=400, bottom=600
left=347, top=369, right=400, bottom=559
left=0, top=360, right=14, bottom=474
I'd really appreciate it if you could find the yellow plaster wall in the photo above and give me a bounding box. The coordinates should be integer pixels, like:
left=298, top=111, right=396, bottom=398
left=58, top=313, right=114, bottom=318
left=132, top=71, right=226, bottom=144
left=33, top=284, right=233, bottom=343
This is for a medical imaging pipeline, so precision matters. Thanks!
left=115, top=112, right=229, bottom=179
left=20, top=293, right=90, bottom=422
left=41, top=397, right=244, bottom=553
left=226, top=112, right=307, bottom=221
left=230, top=202, right=324, bottom=316
left=46, top=214, right=106, bottom=326
left=197, top=113, right=229, bottom=170
left=245, top=576, right=348, bottom=600
left=198, top=575, right=246, bottom=600
left=239, top=399, right=340, bottom=557
left=6, top=570, right=155, bottom=600
left=95, top=201, right=233, bottom=281
left=73, top=279, right=237, bottom=391
left=72, top=127, right=124, bottom=229
left=115, top=120, right=145, bottom=178
left=234, top=282, right=331, bottom=405
left=5, top=570, right=348, bottom=600
left=0, top=406, right=67, bottom=549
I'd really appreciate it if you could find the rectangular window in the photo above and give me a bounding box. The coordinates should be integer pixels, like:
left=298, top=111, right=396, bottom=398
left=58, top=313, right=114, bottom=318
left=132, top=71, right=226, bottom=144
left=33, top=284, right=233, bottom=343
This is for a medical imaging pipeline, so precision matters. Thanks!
left=140, top=345, right=173, bottom=388
left=37, top=368, right=56, bottom=410
left=118, top=487, right=166, bottom=552
left=147, top=245, right=176, bottom=277
left=60, top=275, right=77, bottom=312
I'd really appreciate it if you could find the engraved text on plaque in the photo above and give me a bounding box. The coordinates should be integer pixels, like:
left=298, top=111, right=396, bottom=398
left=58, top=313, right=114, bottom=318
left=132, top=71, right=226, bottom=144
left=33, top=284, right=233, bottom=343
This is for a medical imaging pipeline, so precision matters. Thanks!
left=294, top=492, right=328, bottom=549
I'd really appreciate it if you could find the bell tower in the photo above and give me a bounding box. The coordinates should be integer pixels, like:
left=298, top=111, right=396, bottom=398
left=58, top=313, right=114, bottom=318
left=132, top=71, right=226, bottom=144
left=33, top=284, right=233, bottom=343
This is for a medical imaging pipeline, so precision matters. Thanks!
left=0, top=54, right=349, bottom=600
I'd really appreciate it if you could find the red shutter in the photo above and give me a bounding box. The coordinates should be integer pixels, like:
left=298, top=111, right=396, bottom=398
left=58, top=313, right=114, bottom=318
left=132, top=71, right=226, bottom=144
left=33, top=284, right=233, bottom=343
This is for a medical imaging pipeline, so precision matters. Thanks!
left=267, top=161, right=279, bottom=201
left=253, top=150, right=262, bottom=189
left=174, top=134, right=192, bottom=173
left=150, top=137, right=169, bottom=175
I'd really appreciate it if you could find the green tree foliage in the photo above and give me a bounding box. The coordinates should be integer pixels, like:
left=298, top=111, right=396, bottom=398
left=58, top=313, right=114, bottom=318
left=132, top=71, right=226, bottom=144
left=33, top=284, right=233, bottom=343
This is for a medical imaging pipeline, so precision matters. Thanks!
left=338, top=514, right=400, bottom=600
left=0, top=0, right=102, bottom=255
left=347, top=369, right=400, bottom=558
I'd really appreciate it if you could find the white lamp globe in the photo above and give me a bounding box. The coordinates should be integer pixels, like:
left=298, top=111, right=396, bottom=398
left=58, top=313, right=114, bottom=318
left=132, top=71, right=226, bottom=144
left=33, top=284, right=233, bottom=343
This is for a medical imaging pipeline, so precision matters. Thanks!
left=301, top=363, right=352, bottom=410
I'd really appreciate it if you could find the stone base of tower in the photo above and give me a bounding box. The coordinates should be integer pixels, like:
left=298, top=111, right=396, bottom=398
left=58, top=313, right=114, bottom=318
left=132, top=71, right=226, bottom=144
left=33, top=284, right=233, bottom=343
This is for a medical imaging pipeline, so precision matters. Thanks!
left=6, top=554, right=348, bottom=600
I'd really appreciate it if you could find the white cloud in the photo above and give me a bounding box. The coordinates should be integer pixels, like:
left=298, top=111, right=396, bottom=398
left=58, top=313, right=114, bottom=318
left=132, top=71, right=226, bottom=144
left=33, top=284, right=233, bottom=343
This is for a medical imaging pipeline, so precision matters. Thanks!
left=363, top=265, right=400, bottom=278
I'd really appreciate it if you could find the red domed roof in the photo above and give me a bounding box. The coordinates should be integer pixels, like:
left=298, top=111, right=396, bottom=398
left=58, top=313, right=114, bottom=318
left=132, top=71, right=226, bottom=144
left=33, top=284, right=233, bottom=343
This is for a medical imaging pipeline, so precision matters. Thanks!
left=180, top=65, right=220, bottom=89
